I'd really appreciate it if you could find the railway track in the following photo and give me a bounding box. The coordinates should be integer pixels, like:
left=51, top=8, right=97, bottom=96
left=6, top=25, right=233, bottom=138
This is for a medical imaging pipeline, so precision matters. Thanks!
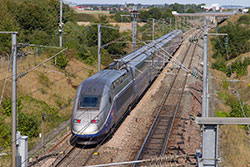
left=134, top=30, right=200, bottom=166
left=34, top=29, right=199, bottom=167
left=51, top=144, right=96, bottom=167
left=50, top=123, right=114, bottom=167
left=50, top=95, right=137, bottom=167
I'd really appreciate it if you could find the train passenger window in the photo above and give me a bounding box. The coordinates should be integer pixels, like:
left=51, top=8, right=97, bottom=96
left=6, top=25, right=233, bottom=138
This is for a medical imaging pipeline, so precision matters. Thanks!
left=79, top=96, right=99, bottom=108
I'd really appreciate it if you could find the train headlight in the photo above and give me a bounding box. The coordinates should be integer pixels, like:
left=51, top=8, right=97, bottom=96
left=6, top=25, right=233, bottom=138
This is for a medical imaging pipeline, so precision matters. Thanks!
left=73, top=119, right=81, bottom=123
left=91, top=119, right=99, bottom=123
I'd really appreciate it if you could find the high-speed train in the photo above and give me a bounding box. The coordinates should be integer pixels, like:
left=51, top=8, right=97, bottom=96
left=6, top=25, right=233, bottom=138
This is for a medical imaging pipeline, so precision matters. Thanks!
left=71, top=30, right=183, bottom=144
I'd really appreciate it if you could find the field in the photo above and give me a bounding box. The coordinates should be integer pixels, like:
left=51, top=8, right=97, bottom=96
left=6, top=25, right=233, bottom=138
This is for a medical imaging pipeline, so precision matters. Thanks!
left=75, top=9, right=110, bottom=15
left=77, top=22, right=146, bottom=32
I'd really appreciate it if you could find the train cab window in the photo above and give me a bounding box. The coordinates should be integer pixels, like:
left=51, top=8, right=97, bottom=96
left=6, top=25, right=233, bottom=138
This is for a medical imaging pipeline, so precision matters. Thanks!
left=79, top=96, right=99, bottom=108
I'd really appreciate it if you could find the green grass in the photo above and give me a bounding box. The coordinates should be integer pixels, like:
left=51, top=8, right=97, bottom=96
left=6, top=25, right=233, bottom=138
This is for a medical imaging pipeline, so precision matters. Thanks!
left=215, top=110, right=230, bottom=117
left=217, top=91, right=230, bottom=101
left=222, top=80, right=229, bottom=90
left=37, top=71, right=52, bottom=88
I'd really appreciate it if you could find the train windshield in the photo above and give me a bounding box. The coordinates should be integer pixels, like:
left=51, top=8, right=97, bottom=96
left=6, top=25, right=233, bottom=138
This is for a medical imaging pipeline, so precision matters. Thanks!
left=79, top=96, right=99, bottom=108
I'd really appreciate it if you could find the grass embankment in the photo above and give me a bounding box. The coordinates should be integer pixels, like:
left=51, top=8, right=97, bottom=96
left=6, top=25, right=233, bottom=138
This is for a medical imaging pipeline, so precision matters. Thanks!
left=0, top=50, right=97, bottom=166
left=208, top=14, right=250, bottom=166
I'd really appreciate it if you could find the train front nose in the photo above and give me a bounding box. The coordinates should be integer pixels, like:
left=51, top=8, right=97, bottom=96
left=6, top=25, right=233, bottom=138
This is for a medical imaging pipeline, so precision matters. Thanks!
left=72, top=110, right=101, bottom=135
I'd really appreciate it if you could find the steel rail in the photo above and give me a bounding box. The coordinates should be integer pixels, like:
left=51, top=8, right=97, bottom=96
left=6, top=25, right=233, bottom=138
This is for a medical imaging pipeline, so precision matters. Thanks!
left=53, top=146, right=76, bottom=167
left=80, top=31, right=193, bottom=167
left=47, top=29, right=196, bottom=167
left=161, top=36, right=198, bottom=156
left=133, top=37, right=193, bottom=166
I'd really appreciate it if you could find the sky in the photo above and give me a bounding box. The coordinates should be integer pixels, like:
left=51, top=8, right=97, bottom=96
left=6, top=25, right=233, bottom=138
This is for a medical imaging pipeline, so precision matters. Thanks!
left=64, top=0, right=249, bottom=6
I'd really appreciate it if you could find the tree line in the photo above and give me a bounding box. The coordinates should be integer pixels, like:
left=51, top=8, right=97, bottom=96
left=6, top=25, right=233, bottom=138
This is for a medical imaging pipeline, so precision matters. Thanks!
left=211, top=14, right=250, bottom=77
left=0, top=0, right=127, bottom=68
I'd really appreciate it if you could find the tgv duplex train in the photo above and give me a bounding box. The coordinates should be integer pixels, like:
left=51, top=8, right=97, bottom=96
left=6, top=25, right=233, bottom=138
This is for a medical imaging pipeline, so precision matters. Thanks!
left=71, top=30, right=183, bottom=144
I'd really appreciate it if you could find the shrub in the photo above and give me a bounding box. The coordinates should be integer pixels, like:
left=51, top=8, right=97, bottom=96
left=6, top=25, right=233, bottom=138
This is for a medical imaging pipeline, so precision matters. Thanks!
left=37, top=72, right=51, bottom=87
left=1, top=98, right=23, bottom=116
left=228, top=99, right=250, bottom=118
left=215, top=110, right=229, bottom=117
left=231, top=57, right=250, bottom=77
left=18, top=112, right=39, bottom=138
left=211, top=56, right=229, bottom=74
left=40, top=88, right=47, bottom=94
left=0, top=118, right=11, bottom=148
left=53, top=94, right=64, bottom=109
left=212, top=22, right=250, bottom=60
left=222, top=80, right=229, bottom=89
left=56, top=53, right=68, bottom=69
left=237, top=15, right=250, bottom=25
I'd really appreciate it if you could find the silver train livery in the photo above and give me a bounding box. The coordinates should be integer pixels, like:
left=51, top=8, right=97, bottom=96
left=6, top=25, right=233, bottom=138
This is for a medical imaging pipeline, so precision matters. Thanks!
left=71, top=30, right=183, bottom=144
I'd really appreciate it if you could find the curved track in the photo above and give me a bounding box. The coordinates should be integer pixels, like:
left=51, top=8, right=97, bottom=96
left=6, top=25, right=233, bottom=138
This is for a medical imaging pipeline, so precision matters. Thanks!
left=134, top=30, right=201, bottom=166
left=35, top=29, right=199, bottom=167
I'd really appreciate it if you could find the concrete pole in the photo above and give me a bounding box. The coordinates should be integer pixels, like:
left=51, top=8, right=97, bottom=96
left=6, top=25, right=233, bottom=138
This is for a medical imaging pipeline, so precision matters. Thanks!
left=41, top=114, right=45, bottom=153
left=11, top=32, right=17, bottom=167
left=175, top=17, right=177, bottom=30
left=132, top=9, right=138, bottom=51
left=202, top=17, right=208, bottom=117
left=152, top=19, right=155, bottom=41
left=59, top=0, right=63, bottom=48
left=170, top=18, right=172, bottom=31
left=162, top=19, right=165, bottom=35
left=98, top=24, right=101, bottom=72
left=56, top=0, right=63, bottom=65
left=194, top=16, right=196, bottom=28
left=179, top=17, right=181, bottom=30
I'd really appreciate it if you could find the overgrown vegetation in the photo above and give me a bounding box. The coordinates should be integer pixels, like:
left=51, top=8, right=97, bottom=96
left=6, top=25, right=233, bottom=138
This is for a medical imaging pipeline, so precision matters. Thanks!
left=211, top=15, right=250, bottom=77
left=210, top=14, right=250, bottom=166
left=55, top=53, right=68, bottom=69
left=0, top=0, right=127, bottom=69
left=113, top=12, right=131, bottom=22
left=37, top=72, right=52, bottom=87
left=0, top=0, right=75, bottom=53
left=0, top=96, right=61, bottom=148
left=217, top=91, right=250, bottom=130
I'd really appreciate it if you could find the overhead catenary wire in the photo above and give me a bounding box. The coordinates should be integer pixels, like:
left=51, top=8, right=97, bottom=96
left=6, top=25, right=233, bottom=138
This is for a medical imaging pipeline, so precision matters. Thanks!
left=33, top=30, right=187, bottom=166
left=0, top=24, right=158, bottom=153
left=18, top=53, right=129, bottom=164
left=18, top=43, right=62, bottom=49
left=0, top=48, right=67, bottom=82
left=214, top=30, right=250, bottom=131
left=224, top=37, right=250, bottom=131
left=50, top=29, right=194, bottom=167
left=0, top=61, right=101, bottom=154
left=0, top=53, right=11, bottom=106
left=12, top=23, right=179, bottom=165
left=0, top=49, right=70, bottom=153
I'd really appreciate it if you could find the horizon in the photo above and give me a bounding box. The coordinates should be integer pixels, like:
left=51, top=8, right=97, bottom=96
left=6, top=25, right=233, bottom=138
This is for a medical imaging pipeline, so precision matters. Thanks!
left=63, top=0, right=249, bottom=7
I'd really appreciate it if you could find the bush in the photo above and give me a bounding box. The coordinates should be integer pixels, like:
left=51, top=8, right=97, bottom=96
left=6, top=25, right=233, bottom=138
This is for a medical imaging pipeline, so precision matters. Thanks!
left=215, top=110, right=229, bottom=117
left=222, top=80, right=229, bottom=89
left=0, top=0, right=75, bottom=52
left=113, top=12, right=131, bottom=22
left=211, top=56, right=229, bottom=74
left=18, top=112, right=39, bottom=138
left=231, top=57, right=250, bottom=77
left=212, top=22, right=250, bottom=60
left=0, top=118, right=11, bottom=148
left=56, top=53, right=68, bottom=69
left=1, top=98, right=23, bottom=116
left=228, top=98, right=250, bottom=118
left=237, top=15, right=250, bottom=25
